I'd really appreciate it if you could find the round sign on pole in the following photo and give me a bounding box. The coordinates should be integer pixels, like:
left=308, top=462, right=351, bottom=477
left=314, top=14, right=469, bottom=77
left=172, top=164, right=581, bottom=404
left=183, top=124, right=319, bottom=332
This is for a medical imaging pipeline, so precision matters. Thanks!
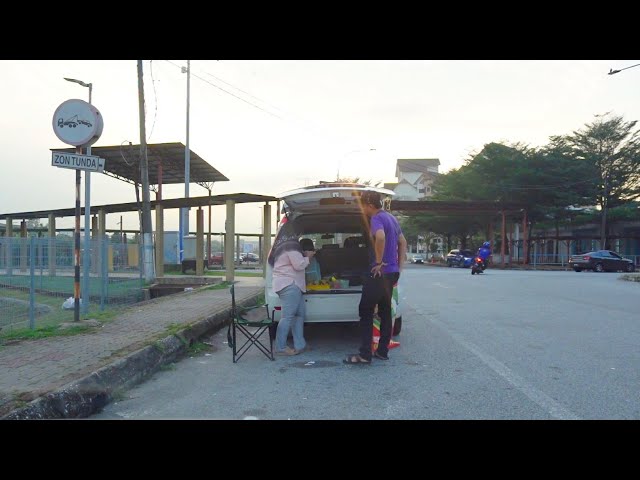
left=52, top=99, right=103, bottom=147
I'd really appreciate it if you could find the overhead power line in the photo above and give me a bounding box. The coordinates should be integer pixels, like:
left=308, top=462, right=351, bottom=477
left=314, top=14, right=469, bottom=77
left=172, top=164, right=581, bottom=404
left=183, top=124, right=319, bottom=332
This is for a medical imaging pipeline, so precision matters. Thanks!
left=162, top=60, right=344, bottom=147
left=164, top=60, right=283, bottom=119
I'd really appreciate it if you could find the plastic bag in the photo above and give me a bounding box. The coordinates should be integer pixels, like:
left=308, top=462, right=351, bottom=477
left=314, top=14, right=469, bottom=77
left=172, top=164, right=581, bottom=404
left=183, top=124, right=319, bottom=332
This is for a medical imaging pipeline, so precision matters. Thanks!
left=305, top=257, right=321, bottom=284
left=62, top=297, right=81, bottom=310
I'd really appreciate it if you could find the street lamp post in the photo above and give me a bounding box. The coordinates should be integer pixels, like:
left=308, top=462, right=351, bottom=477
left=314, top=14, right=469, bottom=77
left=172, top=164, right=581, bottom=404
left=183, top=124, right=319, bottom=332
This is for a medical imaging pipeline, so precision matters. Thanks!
left=605, top=62, right=640, bottom=247
left=64, top=77, right=92, bottom=315
left=336, top=148, right=376, bottom=181
left=608, top=63, right=640, bottom=75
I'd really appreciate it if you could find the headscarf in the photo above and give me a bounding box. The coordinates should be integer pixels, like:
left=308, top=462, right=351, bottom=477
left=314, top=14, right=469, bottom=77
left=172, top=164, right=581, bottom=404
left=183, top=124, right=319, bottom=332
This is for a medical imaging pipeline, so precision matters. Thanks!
left=299, top=238, right=315, bottom=251
left=268, top=220, right=303, bottom=267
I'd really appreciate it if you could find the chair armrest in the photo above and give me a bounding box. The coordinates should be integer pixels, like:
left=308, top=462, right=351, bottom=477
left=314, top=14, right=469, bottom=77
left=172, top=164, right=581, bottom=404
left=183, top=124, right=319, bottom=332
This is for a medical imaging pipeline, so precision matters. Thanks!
left=239, top=304, right=271, bottom=322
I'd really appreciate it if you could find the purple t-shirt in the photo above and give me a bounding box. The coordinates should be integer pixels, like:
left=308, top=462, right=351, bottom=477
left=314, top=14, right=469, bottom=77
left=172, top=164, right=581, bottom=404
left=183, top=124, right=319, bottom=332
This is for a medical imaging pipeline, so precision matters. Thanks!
left=370, top=210, right=402, bottom=274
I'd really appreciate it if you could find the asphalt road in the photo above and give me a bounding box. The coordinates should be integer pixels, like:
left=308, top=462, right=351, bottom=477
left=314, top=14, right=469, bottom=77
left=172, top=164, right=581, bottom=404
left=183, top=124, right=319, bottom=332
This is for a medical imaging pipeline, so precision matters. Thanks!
left=92, top=264, right=640, bottom=420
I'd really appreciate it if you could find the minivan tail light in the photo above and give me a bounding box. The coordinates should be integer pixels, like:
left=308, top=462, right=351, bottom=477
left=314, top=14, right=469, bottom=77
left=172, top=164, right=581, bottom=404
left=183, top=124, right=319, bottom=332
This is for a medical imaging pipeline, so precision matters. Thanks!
left=274, top=306, right=281, bottom=311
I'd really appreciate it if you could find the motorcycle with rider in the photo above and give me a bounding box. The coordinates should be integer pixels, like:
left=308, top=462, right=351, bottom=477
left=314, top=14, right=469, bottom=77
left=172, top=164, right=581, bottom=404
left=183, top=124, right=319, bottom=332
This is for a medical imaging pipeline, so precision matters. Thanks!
left=471, top=241, right=491, bottom=275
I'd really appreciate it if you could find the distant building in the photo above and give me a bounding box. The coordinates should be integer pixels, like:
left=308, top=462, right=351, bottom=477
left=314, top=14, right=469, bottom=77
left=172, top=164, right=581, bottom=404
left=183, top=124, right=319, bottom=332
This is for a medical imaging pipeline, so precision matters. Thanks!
left=387, top=158, right=440, bottom=200
left=388, top=158, right=443, bottom=258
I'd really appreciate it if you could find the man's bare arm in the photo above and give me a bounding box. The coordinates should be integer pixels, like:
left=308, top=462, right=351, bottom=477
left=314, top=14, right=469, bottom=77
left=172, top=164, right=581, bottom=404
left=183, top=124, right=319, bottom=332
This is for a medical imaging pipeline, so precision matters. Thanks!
left=398, top=233, right=407, bottom=274
left=374, top=229, right=386, bottom=264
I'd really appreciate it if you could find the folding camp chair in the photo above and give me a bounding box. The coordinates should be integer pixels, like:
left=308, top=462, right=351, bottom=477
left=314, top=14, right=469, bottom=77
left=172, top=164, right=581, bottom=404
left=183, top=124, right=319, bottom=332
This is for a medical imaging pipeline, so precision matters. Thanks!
left=227, top=283, right=275, bottom=363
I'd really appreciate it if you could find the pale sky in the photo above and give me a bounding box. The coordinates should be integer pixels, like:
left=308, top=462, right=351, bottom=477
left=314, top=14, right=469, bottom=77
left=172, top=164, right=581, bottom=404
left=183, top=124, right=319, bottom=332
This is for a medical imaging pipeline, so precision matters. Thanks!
left=2, top=60, right=639, bottom=235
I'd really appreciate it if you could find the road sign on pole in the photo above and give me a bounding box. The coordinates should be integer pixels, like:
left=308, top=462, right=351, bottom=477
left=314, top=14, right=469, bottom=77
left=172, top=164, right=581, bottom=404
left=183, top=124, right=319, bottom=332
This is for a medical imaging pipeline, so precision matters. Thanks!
left=51, top=152, right=105, bottom=172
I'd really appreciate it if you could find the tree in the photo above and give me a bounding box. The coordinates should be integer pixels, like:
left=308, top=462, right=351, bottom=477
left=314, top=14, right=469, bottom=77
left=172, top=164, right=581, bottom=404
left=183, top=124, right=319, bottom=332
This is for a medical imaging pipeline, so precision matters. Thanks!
left=558, top=113, right=640, bottom=248
left=428, top=141, right=592, bottom=260
left=26, top=219, right=46, bottom=230
left=397, top=120, right=640, bottom=259
left=334, top=176, right=381, bottom=187
left=413, top=162, right=483, bottom=246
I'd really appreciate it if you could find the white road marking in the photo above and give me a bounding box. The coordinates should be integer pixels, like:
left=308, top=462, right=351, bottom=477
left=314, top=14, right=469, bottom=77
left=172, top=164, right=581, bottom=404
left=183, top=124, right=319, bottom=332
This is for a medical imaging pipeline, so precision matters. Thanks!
left=430, top=317, right=581, bottom=420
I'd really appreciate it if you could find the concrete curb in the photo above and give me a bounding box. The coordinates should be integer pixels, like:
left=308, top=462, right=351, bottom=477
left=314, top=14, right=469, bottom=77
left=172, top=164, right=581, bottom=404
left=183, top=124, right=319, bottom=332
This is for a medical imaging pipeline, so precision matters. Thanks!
left=620, top=273, right=640, bottom=282
left=1, top=292, right=262, bottom=420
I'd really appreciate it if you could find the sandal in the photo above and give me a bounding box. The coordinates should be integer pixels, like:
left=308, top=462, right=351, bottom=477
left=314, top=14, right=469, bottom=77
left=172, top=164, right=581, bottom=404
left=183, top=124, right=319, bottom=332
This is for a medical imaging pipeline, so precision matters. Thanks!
left=343, top=354, right=371, bottom=365
left=275, top=347, right=298, bottom=356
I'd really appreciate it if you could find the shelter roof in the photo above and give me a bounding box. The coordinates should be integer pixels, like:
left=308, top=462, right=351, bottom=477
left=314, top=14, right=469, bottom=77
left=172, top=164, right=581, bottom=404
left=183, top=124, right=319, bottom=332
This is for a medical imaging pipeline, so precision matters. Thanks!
left=0, top=193, right=278, bottom=220
left=51, top=142, right=228, bottom=186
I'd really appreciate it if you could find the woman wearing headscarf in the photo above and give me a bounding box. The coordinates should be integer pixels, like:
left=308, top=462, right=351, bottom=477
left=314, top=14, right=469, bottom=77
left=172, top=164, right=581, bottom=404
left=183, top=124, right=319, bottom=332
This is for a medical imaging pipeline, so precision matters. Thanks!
left=268, top=222, right=316, bottom=355
left=300, top=238, right=321, bottom=284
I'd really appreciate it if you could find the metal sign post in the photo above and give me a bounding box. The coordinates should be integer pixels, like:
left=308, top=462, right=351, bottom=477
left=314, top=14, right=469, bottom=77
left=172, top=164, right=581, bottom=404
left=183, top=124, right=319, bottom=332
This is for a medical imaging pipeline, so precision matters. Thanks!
left=64, top=78, right=93, bottom=315
left=74, top=149, right=81, bottom=321
left=52, top=98, right=103, bottom=322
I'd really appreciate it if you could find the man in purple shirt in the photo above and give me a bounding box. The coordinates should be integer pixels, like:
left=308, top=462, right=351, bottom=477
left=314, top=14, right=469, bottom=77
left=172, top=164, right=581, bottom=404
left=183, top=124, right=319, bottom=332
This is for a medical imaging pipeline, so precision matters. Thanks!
left=344, top=190, right=407, bottom=364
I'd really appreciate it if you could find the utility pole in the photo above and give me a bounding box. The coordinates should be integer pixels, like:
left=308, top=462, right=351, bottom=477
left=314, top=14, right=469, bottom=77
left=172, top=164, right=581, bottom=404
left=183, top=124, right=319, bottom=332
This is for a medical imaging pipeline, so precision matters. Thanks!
left=600, top=173, right=608, bottom=249
left=180, top=60, right=191, bottom=265
left=137, top=60, right=155, bottom=282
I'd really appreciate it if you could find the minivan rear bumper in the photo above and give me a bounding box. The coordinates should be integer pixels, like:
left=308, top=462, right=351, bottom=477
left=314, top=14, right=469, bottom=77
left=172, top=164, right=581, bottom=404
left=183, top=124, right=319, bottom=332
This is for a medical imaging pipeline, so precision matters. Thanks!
left=267, top=288, right=363, bottom=323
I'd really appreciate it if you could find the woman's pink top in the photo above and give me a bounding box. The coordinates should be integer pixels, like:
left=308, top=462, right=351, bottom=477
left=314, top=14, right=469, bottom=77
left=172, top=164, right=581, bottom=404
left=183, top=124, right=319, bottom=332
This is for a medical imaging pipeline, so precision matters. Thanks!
left=272, top=250, right=309, bottom=294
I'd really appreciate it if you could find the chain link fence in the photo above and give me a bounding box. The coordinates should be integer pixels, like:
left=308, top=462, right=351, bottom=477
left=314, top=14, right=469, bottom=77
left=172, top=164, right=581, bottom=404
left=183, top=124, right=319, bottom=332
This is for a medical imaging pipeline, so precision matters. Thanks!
left=0, top=236, right=144, bottom=335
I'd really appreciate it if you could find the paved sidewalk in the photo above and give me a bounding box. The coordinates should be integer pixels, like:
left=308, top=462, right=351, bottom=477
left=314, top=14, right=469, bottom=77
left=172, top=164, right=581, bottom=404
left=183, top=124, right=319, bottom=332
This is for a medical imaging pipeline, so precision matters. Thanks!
left=0, top=277, right=264, bottom=419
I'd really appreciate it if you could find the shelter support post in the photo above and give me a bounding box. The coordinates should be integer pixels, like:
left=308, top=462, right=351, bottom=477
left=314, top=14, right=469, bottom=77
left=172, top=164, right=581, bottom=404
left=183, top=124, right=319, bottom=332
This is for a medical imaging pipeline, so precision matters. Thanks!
left=91, top=215, right=98, bottom=274
left=207, top=187, right=212, bottom=263
left=225, top=200, right=235, bottom=283
left=196, top=208, right=204, bottom=276
left=508, top=219, right=513, bottom=264
left=488, top=221, right=493, bottom=254
left=262, top=203, right=272, bottom=278
left=155, top=204, right=164, bottom=277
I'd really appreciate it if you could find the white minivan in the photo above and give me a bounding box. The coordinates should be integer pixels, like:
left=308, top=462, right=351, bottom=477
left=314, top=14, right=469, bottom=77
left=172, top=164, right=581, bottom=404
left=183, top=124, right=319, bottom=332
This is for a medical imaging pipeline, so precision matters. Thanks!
left=265, top=182, right=402, bottom=336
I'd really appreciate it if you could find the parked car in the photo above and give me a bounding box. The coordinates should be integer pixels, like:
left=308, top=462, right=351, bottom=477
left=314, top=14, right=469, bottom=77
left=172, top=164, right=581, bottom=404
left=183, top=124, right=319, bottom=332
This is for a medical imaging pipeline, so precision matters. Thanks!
left=411, top=254, right=424, bottom=264
left=569, top=250, right=635, bottom=272
left=446, top=249, right=474, bottom=267
left=239, top=252, right=260, bottom=263
left=266, top=182, right=403, bottom=335
left=209, top=252, right=224, bottom=265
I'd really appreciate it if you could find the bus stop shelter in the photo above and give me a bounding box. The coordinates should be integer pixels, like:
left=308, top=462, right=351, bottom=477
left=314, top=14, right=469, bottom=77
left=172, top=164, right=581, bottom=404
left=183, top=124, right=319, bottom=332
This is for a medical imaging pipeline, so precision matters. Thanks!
left=2, top=142, right=278, bottom=281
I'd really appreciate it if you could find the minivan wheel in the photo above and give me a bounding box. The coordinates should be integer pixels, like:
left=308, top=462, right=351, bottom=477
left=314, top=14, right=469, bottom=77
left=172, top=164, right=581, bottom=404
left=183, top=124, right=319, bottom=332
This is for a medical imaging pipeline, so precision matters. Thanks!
left=393, top=317, right=402, bottom=336
left=595, top=263, right=604, bottom=272
left=626, top=263, right=635, bottom=272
